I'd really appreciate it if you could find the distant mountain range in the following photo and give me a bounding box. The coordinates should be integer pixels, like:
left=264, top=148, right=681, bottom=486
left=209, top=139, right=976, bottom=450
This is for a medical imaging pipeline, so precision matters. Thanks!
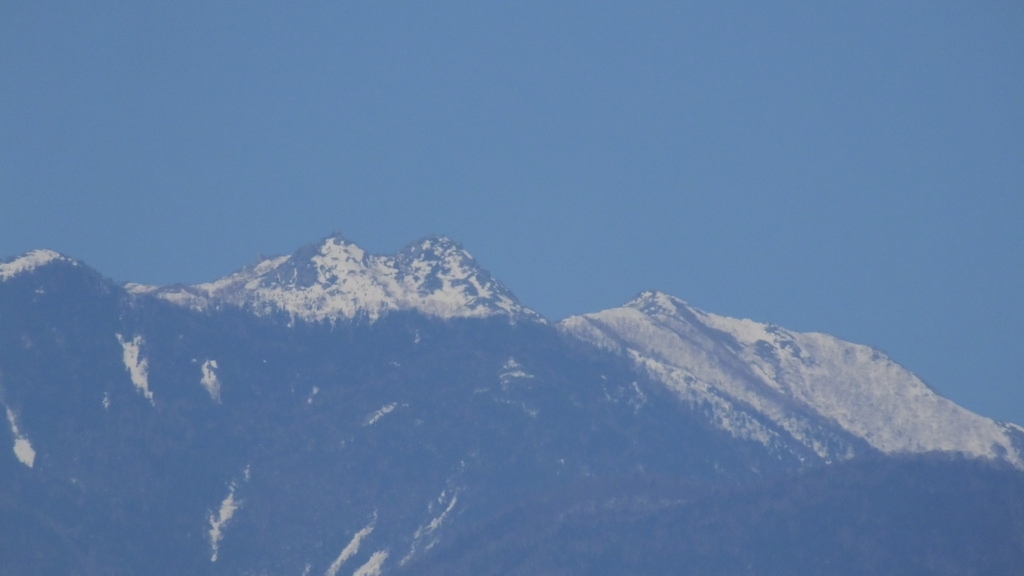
left=2, top=234, right=1021, bottom=575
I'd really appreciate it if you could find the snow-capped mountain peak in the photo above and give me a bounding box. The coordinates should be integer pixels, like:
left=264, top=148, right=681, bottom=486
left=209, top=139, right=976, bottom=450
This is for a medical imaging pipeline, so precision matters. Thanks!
left=0, top=249, right=79, bottom=281
left=559, top=290, right=1023, bottom=467
left=140, top=235, right=541, bottom=323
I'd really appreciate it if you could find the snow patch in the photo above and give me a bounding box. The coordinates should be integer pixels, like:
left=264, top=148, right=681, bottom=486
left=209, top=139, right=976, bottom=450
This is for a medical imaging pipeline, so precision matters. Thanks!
left=208, top=483, right=240, bottom=562
left=123, top=282, right=158, bottom=295
left=115, top=334, right=154, bottom=406
left=401, top=489, right=460, bottom=565
left=365, top=403, right=396, bottom=426
left=352, top=550, right=388, bottom=576
left=0, top=249, right=75, bottom=281
left=200, top=360, right=221, bottom=402
left=631, top=352, right=792, bottom=453
left=499, top=357, right=535, bottom=388
left=4, top=407, right=35, bottom=468
left=629, top=381, right=648, bottom=413
left=325, top=514, right=377, bottom=576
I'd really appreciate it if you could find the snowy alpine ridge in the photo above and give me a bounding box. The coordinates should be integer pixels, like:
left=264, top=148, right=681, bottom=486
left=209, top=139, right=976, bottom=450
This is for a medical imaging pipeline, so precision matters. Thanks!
left=126, top=235, right=540, bottom=323
left=2, top=237, right=1021, bottom=471
left=559, top=291, right=1024, bottom=467
left=0, top=249, right=78, bottom=282
left=3, top=235, right=1024, bottom=574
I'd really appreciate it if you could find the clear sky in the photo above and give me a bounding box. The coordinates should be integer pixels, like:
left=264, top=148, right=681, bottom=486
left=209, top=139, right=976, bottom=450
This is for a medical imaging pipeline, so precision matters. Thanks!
left=2, top=2, right=1022, bottom=425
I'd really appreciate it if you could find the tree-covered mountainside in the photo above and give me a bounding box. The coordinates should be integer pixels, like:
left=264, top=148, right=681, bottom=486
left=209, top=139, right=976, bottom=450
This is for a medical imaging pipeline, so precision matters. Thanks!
left=398, top=455, right=1024, bottom=576
left=1, top=239, right=1021, bottom=575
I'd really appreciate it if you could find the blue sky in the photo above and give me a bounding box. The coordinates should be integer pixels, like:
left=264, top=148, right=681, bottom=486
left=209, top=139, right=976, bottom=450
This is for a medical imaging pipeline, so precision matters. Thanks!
left=2, top=2, right=1022, bottom=425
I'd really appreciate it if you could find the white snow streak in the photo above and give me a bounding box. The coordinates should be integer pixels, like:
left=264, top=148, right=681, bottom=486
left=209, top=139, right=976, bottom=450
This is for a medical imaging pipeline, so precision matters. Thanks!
left=629, top=381, right=648, bottom=413
left=415, top=493, right=457, bottom=542
left=200, top=360, right=221, bottom=402
left=0, top=249, right=75, bottom=281
left=365, top=403, right=396, bottom=426
left=325, top=515, right=376, bottom=576
left=401, top=489, right=460, bottom=565
left=208, top=484, right=239, bottom=562
left=4, top=407, right=35, bottom=468
left=115, top=334, right=154, bottom=405
left=352, top=550, right=388, bottom=576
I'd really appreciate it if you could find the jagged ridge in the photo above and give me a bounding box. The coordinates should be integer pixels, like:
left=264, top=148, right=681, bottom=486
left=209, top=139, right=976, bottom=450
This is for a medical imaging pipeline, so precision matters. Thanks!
left=127, top=235, right=541, bottom=323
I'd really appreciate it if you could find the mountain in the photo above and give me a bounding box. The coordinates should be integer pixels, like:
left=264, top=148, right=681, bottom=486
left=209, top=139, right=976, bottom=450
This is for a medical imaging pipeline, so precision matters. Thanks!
left=1, top=235, right=1021, bottom=575
left=560, top=291, right=1024, bottom=465
left=124, top=234, right=540, bottom=323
